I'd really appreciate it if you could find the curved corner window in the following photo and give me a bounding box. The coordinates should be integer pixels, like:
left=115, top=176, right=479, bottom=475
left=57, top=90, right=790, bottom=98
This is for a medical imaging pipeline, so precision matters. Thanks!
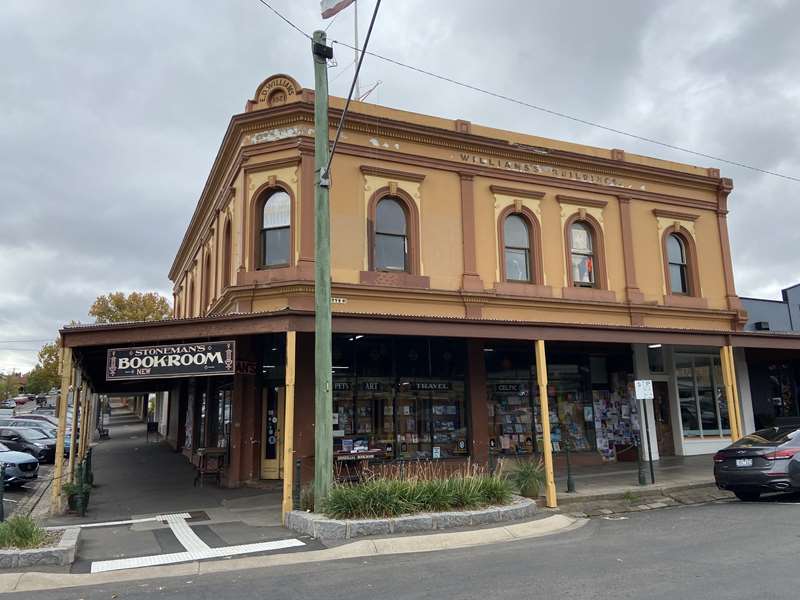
left=260, top=191, right=291, bottom=267
left=375, top=197, right=408, bottom=272
left=504, top=214, right=531, bottom=282
left=570, top=222, right=595, bottom=287
left=668, top=234, right=689, bottom=294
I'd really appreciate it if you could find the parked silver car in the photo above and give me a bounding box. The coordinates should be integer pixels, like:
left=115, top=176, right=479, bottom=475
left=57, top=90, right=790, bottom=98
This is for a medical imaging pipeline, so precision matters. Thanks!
left=0, top=442, right=39, bottom=487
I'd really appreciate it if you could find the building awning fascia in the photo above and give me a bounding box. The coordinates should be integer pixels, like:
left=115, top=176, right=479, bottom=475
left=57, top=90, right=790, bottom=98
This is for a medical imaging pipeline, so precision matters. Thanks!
left=59, top=309, right=764, bottom=350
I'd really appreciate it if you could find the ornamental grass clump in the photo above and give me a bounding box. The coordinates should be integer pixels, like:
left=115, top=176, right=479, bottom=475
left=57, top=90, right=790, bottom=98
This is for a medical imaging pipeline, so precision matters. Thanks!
left=507, top=458, right=546, bottom=498
left=321, top=460, right=513, bottom=519
left=0, top=516, right=46, bottom=549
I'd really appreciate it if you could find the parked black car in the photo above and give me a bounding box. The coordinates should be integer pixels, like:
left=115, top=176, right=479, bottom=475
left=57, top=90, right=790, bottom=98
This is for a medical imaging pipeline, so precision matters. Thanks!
left=714, top=425, right=800, bottom=500
left=0, top=427, right=56, bottom=463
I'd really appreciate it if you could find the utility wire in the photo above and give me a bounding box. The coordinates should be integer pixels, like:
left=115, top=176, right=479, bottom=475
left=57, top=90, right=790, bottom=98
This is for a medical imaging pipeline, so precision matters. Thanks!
left=254, top=0, right=800, bottom=184
left=322, top=0, right=382, bottom=183
left=331, top=39, right=800, bottom=184
left=254, top=0, right=311, bottom=40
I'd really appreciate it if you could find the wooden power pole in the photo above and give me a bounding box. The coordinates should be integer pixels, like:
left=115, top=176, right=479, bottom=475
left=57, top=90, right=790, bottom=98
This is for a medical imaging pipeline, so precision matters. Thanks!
left=312, top=30, right=333, bottom=511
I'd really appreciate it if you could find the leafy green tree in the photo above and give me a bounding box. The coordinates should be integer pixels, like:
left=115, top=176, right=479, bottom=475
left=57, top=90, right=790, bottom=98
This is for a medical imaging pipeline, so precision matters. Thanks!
left=89, top=292, right=172, bottom=324
left=0, top=372, right=23, bottom=400
left=25, top=341, right=60, bottom=394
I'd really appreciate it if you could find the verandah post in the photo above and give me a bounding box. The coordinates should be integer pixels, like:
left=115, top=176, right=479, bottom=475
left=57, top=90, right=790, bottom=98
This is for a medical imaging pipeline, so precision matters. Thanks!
left=535, top=340, right=557, bottom=508
left=282, top=331, right=297, bottom=521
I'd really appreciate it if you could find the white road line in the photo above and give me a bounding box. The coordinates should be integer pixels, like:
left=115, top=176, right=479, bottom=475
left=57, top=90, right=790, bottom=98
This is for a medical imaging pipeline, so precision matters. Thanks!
left=90, top=539, right=306, bottom=573
left=46, top=512, right=192, bottom=530
left=163, top=513, right=209, bottom=554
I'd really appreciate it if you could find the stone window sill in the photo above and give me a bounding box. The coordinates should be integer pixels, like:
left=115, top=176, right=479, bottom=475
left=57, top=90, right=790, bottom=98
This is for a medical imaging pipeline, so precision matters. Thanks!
left=359, top=270, right=431, bottom=289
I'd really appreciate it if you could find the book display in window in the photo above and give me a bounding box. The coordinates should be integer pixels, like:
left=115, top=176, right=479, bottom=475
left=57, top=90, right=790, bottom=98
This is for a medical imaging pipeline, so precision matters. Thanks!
left=487, top=381, right=534, bottom=454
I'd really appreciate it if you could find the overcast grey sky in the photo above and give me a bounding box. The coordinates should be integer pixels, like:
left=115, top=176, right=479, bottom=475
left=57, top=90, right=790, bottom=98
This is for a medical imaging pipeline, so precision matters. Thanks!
left=2, top=0, right=799, bottom=372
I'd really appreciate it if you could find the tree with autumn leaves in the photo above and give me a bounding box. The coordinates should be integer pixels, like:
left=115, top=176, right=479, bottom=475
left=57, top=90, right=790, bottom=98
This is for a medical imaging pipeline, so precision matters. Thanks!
left=88, top=291, right=171, bottom=324
left=21, top=292, right=172, bottom=394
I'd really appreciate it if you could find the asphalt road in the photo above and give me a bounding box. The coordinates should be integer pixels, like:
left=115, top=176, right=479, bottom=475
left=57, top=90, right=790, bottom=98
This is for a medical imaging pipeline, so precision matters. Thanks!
left=15, top=497, right=800, bottom=600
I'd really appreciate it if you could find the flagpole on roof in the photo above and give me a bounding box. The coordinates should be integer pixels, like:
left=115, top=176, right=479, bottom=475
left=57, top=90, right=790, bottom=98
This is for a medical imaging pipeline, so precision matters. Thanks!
left=354, top=0, right=360, bottom=98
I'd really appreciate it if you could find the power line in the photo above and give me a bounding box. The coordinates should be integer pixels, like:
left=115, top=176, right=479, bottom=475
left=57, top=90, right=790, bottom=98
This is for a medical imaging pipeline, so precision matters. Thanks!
left=0, top=339, right=52, bottom=344
left=254, top=0, right=311, bottom=40
left=253, top=0, right=800, bottom=184
left=330, top=39, right=800, bottom=184
left=323, top=0, right=382, bottom=184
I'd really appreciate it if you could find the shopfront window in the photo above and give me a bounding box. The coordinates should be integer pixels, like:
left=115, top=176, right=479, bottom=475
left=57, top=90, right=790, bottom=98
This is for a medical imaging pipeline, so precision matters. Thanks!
left=214, top=384, right=233, bottom=450
left=485, top=343, right=637, bottom=460
left=332, top=335, right=467, bottom=460
left=676, top=353, right=730, bottom=437
left=485, top=344, right=535, bottom=455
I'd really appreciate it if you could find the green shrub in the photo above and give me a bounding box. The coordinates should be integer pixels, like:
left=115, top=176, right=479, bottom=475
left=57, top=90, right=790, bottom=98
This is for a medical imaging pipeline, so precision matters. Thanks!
left=0, top=516, right=46, bottom=549
left=62, top=482, right=91, bottom=497
left=508, top=459, right=545, bottom=498
left=321, top=473, right=513, bottom=519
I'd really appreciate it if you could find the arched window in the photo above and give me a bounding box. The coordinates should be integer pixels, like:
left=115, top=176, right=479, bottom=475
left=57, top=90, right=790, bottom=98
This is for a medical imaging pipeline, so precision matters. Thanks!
left=570, top=221, right=595, bottom=287
left=504, top=214, right=531, bottom=282
left=667, top=233, right=689, bottom=294
left=374, top=197, right=408, bottom=272
left=222, top=219, right=232, bottom=288
left=260, top=190, right=291, bottom=267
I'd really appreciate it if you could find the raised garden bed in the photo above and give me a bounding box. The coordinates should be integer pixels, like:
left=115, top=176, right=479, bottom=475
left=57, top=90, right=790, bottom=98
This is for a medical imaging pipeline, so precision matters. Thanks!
left=0, top=527, right=79, bottom=569
left=286, top=495, right=536, bottom=541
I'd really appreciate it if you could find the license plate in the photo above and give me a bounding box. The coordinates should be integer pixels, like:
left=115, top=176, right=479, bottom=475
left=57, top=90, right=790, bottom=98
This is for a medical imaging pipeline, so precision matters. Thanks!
left=736, top=458, right=753, bottom=467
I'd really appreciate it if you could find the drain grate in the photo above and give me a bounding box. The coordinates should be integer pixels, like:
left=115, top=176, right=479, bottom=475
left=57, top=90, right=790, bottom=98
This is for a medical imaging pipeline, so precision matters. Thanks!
left=186, top=510, right=210, bottom=522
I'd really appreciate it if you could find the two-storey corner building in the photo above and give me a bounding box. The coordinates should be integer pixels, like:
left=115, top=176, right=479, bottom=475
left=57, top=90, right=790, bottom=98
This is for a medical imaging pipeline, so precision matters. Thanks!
left=63, top=73, right=795, bottom=509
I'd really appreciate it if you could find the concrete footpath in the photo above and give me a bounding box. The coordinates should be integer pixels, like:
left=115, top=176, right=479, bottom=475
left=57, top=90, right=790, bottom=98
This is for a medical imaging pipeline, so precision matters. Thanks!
left=0, top=513, right=585, bottom=594
left=551, top=454, right=732, bottom=515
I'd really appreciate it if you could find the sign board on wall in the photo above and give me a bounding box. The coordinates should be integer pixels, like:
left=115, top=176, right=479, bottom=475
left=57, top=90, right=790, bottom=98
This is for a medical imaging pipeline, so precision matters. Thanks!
left=634, top=379, right=654, bottom=400
left=106, top=341, right=236, bottom=381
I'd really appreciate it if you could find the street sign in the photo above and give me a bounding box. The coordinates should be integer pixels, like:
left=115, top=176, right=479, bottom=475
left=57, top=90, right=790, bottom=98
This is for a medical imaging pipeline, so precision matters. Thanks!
left=634, top=379, right=654, bottom=400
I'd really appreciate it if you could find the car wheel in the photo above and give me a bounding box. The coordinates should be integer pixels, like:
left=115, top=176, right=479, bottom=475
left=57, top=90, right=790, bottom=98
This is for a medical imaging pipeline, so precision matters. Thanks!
left=734, top=490, right=761, bottom=502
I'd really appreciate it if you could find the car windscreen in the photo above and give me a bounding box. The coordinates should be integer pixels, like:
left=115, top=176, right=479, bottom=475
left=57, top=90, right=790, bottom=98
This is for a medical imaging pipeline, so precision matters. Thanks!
left=731, top=427, right=800, bottom=447
left=16, top=422, right=54, bottom=432
left=0, top=443, right=8, bottom=452
left=15, top=428, right=48, bottom=440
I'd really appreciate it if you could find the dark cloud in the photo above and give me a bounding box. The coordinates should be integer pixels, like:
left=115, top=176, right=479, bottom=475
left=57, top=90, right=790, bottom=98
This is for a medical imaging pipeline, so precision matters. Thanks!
left=2, top=0, right=798, bottom=371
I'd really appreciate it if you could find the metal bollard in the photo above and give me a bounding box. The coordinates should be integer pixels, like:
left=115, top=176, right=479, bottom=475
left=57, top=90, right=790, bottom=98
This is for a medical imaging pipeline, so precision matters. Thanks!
left=292, top=459, right=301, bottom=510
left=565, top=441, right=576, bottom=493
left=85, top=448, right=94, bottom=487
left=637, top=438, right=647, bottom=486
left=0, top=464, right=5, bottom=522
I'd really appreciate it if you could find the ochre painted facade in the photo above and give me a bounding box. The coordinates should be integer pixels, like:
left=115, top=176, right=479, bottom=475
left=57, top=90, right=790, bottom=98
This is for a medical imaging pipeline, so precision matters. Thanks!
left=169, top=74, right=745, bottom=333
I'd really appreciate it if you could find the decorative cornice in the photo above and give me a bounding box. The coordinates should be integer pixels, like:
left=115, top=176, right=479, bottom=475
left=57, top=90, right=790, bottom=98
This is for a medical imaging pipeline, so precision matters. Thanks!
left=556, top=195, right=608, bottom=209
left=489, top=185, right=545, bottom=200
left=653, top=208, right=699, bottom=221
left=242, top=156, right=302, bottom=175
left=359, top=165, right=426, bottom=182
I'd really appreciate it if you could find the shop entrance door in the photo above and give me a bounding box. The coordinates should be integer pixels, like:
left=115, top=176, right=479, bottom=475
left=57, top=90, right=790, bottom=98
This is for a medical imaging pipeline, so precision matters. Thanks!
left=260, top=386, right=285, bottom=479
left=652, top=381, right=674, bottom=457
